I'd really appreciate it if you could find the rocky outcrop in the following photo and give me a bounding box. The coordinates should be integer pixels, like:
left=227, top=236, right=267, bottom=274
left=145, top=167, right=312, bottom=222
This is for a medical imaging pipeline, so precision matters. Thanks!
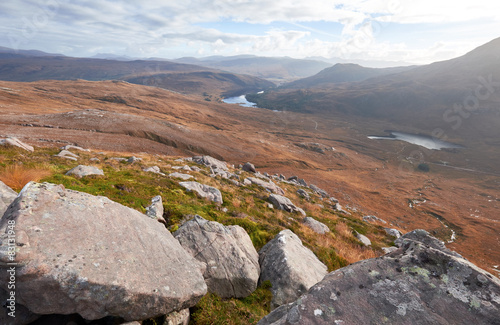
left=296, top=189, right=310, bottom=200
left=242, top=162, right=256, bottom=173
left=192, top=155, right=227, bottom=171
left=258, top=230, right=500, bottom=325
left=145, top=195, right=164, bottom=221
left=60, top=145, right=90, bottom=152
left=363, top=215, right=387, bottom=224
left=268, top=194, right=305, bottom=216
left=0, top=182, right=207, bottom=321
left=143, top=165, right=165, bottom=176
left=174, top=215, right=260, bottom=298
left=0, top=180, right=17, bottom=217
left=259, top=230, right=328, bottom=309
left=303, top=217, right=330, bottom=234
left=246, top=177, right=285, bottom=195
left=179, top=181, right=223, bottom=204
left=0, top=137, right=34, bottom=152
left=54, top=149, right=78, bottom=161
left=309, top=184, right=329, bottom=198
left=65, top=165, right=104, bottom=178
left=385, top=227, right=402, bottom=238
left=169, top=172, right=193, bottom=180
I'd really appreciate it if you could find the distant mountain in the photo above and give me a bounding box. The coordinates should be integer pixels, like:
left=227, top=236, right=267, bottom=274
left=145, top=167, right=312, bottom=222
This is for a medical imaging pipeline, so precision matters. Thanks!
left=173, top=55, right=332, bottom=83
left=248, top=37, right=500, bottom=140
left=0, top=46, right=64, bottom=58
left=306, top=56, right=415, bottom=68
left=0, top=48, right=274, bottom=96
left=282, top=63, right=415, bottom=89
left=90, top=53, right=135, bottom=61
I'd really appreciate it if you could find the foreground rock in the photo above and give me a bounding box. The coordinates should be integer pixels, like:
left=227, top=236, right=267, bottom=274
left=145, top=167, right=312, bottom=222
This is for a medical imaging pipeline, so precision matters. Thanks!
left=0, top=182, right=207, bottom=321
left=0, top=137, right=34, bottom=152
left=268, top=194, right=305, bottom=216
left=258, top=230, right=500, bottom=325
left=179, top=181, right=223, bottom=204
left=0, top=180, right=17, bottom=217
left=259, top=230, right=328, bottom=309
left=242, top=162, right=256, bottom=173
left=174, top=215, right=260, bottom=298
left=303, top=217, right=330, bottom=234
left=66, top=165, right=104, bottom=178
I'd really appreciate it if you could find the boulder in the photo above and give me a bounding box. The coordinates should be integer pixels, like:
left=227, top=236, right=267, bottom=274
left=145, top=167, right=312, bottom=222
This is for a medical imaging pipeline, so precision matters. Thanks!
left=174, top=215, right=260, bottom=298
left=169, top=172, right=193, bottom=180
left=127, top=156, right=142, bottom=163
left=385, top=228, right=402, bottom=238
left=0, top=181, right=17, bottom=217
left=259, top=230, right=328, bottom=309
left=363, top=215, right=387, bottom=224
left=145, top=195, right=164, bottom=221
left=0, top=137, right=34, bottom=152
left=192, top=156, right=227, bottom=171
left=179, top=181, right=223, bottom=204
left=242, top=162, right=256, bottom=173
left=60, top=145, right=90, bottom=152
left=268, top=194, right=305, bottom=216
left=54, top=150, right=78, bottom=161
left=0, top=182, right=207, bottom=321
left=246, top=177, right=285, bottom=195
left=296, top=189, right=310, bottom=200
left=66, top=165, right=104, bottom=178
left=309, top=184, right=329, bottom=198
left=258, top=230, right=500, bottom=325
left=143, top=166, right=165, bottom=176
left=164, top=308, right=190, bottom=325
left=356, top=232, right=372, bottom=246
left=303, top=217, right=330, bottom=234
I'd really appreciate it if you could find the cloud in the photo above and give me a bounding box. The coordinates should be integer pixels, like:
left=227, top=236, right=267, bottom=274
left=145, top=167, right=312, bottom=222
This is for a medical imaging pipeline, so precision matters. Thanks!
left=0, top=0, right=498, bottom=63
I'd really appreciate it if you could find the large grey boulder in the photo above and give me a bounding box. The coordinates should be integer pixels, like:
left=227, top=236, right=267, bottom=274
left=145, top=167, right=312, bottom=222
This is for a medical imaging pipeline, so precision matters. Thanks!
left=296, top=189, right=310, bottom=200
left=179, top=181, right=223, bottom=204
left=303, top=217, right=330, bottom=234
left=60, top=145, right=90, bottom=152
left=0, top=137, right=34, bottom=152
left=0, top=181, right=17, bottom=217
left=66, top=165, right=104, bottom=178
left=309, top=184, right=329, bottom=198
left=0, top=182, right=207, bottom=321
left=268, top=194, right=305, bottom=216
left=192, top=155, right=228, bottom=171
left=259, top=230, right=328, bottom=309
left=258, top=230, right=500, bottom=325
left=174, top=215, right=260, bottom=298
left=54, top=150, right=78, bottom=161
left=242, top=162, right=256, bottom=173
left=356, top=232, right=372, bottom=246
left=246, top=177, right=285, bottom=195
left=143, top=165, right=165, bottom=176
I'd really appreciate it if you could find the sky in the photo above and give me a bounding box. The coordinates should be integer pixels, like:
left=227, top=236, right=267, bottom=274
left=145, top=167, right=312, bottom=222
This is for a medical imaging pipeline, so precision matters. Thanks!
left=1, top=0, right=499, bottom=65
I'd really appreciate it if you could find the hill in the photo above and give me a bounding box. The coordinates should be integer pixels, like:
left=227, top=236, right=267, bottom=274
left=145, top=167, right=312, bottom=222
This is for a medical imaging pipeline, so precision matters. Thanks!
left=281, top=63, right=415, bottom=89
left=0, top=49, right=274, bottom=96
left=248, top=37, right=500, bottom=144
left=0, top=78, right=499, bottom=280
left=174, top=55, right=332, bottom=84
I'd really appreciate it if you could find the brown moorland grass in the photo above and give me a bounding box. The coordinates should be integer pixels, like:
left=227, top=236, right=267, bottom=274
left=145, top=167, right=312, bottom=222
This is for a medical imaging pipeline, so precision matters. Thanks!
left=0, top=164, right=52, bottom=191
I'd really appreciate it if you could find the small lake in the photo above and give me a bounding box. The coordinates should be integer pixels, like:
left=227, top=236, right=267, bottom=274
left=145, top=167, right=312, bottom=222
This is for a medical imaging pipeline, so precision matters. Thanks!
left=368, top=131, right=464, bottom=150
left=222, top=95, right=257, bottom=107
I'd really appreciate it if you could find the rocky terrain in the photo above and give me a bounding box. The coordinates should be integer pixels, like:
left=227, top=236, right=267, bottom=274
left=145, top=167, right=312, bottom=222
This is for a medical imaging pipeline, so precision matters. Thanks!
left=0, top=142, right=498, bottom=324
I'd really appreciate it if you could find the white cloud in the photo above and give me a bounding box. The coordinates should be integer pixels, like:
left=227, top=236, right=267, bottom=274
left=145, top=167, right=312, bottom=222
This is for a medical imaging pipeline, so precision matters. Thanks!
left=0, top=0, right=498, bottom=63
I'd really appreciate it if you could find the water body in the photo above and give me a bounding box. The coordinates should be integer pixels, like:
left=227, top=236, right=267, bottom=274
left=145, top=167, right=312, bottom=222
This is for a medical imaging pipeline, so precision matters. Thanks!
left=368, top=131, right=464, bottom=150
left=222, top=95, right=257, bottom=107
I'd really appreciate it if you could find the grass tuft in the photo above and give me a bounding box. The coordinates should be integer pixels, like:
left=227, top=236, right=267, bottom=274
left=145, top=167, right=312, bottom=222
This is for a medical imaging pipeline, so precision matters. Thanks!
left=0, top=164, right=52, bottom=191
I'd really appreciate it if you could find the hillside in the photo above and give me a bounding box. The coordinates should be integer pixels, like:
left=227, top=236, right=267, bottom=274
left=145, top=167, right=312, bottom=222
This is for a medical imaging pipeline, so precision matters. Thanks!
left=174, top=55, right=332, bottom=84
left=0, top=79, right=499, bottom=279
left=0, top=50, right=274, bottom=96
left=248, top=37, right=500, bottom=142
left=281, top=63, right=415, bottom=89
